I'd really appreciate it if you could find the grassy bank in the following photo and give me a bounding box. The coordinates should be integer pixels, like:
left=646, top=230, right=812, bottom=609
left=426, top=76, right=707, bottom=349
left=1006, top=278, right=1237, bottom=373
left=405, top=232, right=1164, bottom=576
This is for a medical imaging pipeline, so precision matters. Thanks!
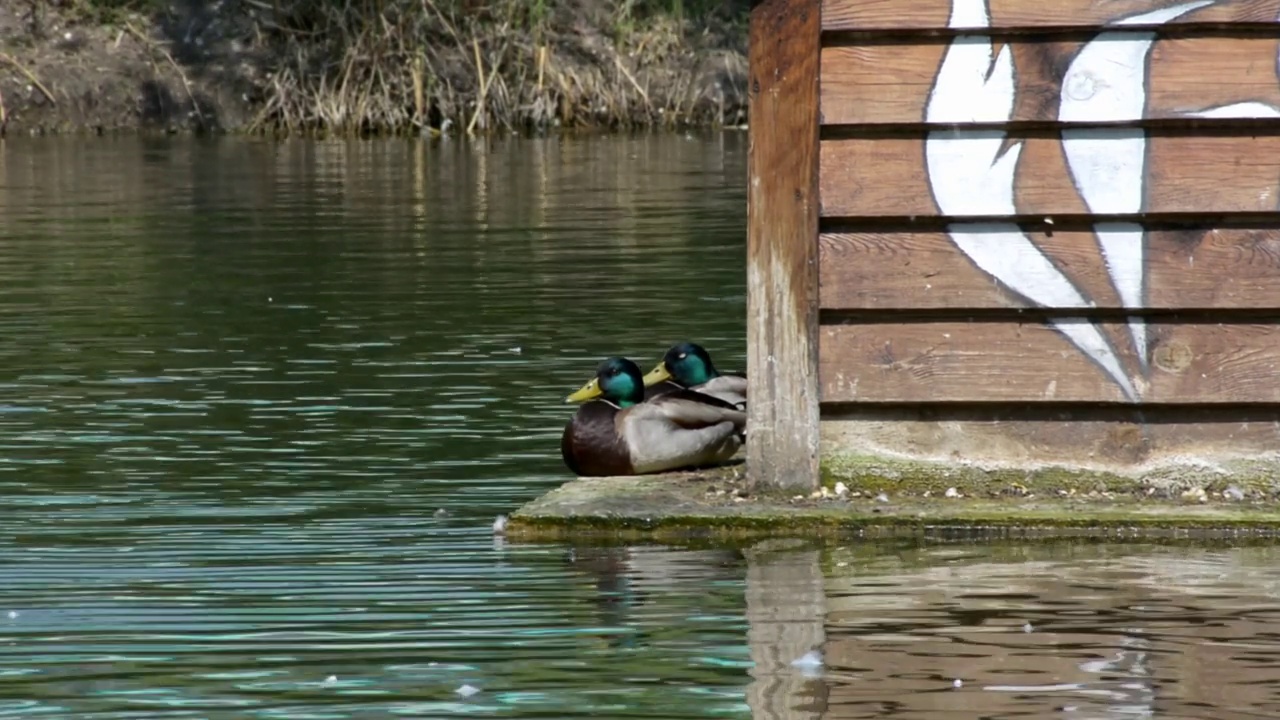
left=1, top=0, right=748, bottom=135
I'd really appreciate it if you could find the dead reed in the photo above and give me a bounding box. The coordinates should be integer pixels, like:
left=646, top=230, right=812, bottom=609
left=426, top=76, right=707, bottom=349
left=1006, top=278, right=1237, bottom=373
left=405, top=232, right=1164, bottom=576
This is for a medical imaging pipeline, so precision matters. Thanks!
left=242, top=0, right=748, bottom=135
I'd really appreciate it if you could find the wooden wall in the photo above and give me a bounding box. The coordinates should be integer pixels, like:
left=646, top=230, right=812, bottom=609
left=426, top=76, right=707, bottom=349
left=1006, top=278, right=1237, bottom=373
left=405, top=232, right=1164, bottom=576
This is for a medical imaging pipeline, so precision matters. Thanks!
left=746, top=0, right=1280, bottom=489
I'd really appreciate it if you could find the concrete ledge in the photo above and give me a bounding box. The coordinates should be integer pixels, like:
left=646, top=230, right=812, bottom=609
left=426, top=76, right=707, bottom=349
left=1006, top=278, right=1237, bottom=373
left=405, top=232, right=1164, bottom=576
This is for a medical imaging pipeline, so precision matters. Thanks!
left=505, top=459, right=1280, bottom=542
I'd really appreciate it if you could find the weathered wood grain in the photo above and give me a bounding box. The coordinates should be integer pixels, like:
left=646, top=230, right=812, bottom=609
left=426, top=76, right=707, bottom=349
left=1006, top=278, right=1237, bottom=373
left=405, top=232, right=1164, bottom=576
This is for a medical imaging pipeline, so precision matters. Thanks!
left=822, top=0, right=1280, bottom=32
left=819, top=227, right=1280, bottom=310
left=747, top=0, right=821, bottom=492
left=820, top=37, right=1280, bottom=126
left=819, top=134, right=1280, bottom=218
left=821, top=406, right=1280, bottom=468
left=819, top=321, right=1280, bottom=403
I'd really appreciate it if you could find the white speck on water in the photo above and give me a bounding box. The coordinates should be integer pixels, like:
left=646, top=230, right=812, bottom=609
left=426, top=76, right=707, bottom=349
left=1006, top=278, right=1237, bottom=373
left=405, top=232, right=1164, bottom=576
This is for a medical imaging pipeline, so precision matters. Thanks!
left=790, top=650, right=823, bottom=669
left=324, top=675, right=337, bottom=685
left=434, top=508, right=448, bottom=517
left=953, top=678, right=963, bottom=688
left=456, top=684, right=480, bottom=697
left=1023, top=622, right=1033, bottom=633
left=6, top=611, right=16, bottom=619
left=492, top=515, right=507, bottom=535
left=509, top=346, right=522, bottom=354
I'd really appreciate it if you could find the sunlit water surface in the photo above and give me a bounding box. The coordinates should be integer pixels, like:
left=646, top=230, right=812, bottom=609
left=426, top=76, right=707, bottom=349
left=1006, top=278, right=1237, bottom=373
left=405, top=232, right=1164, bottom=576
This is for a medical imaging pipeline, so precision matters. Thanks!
left=0, top=135, right=1277, bottom=719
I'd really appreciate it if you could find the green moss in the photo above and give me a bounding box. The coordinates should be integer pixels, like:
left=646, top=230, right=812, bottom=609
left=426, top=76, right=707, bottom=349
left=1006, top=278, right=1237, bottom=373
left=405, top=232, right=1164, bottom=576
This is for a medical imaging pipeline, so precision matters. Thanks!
left=819, top=453, right=1280, bottom=499
left=504, top=467, right=1280, bottom=544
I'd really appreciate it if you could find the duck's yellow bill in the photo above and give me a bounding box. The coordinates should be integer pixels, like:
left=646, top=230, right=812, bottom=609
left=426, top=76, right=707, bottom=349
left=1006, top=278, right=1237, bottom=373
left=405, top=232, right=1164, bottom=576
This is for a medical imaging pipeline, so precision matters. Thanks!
left=565, top=377, right=603, bottom=403
left=641, top=362, right=672, bottom=387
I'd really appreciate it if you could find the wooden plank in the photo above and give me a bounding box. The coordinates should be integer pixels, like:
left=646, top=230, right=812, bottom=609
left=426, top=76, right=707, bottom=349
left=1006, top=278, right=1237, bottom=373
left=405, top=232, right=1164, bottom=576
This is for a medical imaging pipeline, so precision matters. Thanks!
left=819, top=227, right=1280, bottom=310
left=820, top=36, right=1280, bottom=126
left=819, top=134, right=1280, bottom=218
left=821, top=407, right=1280, bottom=467
left=747, top=0, right=822, bottom=492
left=822, top=0, right=1280, bottom=32
left=819, top=321, right=1280, bottom=403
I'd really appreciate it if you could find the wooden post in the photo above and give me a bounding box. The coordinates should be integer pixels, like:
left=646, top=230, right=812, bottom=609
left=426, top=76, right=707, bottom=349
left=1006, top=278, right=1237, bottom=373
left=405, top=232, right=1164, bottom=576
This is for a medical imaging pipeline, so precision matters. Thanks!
left=745, top=0, right=821, bottom=493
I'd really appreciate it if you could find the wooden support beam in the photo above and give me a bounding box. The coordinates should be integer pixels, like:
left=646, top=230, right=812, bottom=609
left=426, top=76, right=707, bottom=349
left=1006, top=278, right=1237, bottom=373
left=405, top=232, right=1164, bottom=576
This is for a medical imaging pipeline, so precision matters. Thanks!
left=746, top=0, right=821, bottom=492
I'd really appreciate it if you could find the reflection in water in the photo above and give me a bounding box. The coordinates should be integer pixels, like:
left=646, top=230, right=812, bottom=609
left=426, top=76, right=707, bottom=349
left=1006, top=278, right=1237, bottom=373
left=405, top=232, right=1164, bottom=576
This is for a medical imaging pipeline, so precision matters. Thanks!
left=1, top=136, right=1279, bottom=719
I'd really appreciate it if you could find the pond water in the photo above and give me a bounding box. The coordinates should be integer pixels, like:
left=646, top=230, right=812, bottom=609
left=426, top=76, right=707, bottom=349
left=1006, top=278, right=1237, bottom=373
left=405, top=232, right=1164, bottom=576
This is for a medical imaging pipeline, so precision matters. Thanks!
left=0, top=133, right=1278, bottom=719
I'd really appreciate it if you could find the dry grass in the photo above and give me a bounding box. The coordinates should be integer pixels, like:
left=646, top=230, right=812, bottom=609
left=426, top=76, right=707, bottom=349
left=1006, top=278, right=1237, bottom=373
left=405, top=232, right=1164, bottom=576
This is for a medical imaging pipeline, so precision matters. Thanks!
left=243, top=0, right=748, bottom=135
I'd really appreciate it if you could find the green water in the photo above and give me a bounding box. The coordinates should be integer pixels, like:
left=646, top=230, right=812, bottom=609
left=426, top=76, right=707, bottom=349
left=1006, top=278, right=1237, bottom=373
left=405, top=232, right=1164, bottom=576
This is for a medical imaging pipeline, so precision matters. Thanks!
left=1, top=134, right=1279, bottom=719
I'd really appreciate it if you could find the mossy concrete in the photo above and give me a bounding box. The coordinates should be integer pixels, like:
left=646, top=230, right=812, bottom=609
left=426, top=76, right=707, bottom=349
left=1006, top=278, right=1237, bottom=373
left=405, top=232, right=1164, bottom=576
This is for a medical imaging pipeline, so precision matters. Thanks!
left=506, top=457, right=1280, bottom=543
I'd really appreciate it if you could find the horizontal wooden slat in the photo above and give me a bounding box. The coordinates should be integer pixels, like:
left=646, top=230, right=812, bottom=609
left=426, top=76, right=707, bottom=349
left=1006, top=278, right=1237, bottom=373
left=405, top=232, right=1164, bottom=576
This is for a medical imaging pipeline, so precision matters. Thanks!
left=819, top=321, right=1280, bottom=403
left=821, top=37, right=1280, bottom=126
left=821, top=408, right=1280, bottom=468
left=819, top=227, right=1280, bottom=310
left=819, top=134, right=1280, bottom=218
left=822, top=0, right=1280, bottom=32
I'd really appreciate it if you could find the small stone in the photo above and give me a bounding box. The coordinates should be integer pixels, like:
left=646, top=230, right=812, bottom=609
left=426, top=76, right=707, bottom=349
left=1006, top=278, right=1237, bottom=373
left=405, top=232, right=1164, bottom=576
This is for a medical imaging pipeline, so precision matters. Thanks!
left=922, top=490, right=931, bottom=498
left=792, top=495, right=805, bottom=501
left=733, top=496, right=747, bottom=503
left=875, top=492, right=889, bottom=503
left=809, top=490, right=822, bottom=499
left=1224, top=485, right=1245, bottom=501
left=819, top=486, right=832, bottom=499
left=834, top=481, right=849, bottom=497
left=945, top=487, right=960, bottom=498
left=1181, top=486, right=1208, bottom=503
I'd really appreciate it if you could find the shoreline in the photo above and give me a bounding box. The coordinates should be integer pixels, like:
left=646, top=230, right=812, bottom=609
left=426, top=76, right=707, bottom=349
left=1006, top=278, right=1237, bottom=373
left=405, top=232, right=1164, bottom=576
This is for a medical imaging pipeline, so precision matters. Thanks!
left=0, top=1, right=748, bottom=137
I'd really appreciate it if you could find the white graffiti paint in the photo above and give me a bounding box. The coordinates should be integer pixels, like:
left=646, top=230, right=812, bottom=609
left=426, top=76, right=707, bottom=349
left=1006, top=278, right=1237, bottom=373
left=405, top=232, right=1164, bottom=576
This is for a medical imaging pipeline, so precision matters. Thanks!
left=924, top=0, right=1138, bottom=401
left=1058, top=1, right=1212, bottom=368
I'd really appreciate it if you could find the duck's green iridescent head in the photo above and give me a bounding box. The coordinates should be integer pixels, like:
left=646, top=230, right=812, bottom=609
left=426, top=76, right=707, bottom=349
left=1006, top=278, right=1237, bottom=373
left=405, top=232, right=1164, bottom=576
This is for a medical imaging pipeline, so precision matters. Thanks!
left=642, top=341, right=719, bottom=388
left=564, top=357, right=646, bottom=407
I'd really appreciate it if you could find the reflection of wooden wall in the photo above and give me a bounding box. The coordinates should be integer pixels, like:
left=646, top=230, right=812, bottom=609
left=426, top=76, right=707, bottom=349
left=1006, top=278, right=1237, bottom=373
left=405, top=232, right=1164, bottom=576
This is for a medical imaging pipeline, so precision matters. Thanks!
left=746, top=0, right=1280, bottom=489
left=818, top=551, right=1280, bottom=718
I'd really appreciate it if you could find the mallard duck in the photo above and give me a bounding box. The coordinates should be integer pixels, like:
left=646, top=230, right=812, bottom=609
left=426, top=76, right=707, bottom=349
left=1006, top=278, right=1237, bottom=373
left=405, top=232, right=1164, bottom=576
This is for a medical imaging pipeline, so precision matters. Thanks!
left=640, top=342, right=747, bottom=410
left=560, top=357, right=746, bottom=477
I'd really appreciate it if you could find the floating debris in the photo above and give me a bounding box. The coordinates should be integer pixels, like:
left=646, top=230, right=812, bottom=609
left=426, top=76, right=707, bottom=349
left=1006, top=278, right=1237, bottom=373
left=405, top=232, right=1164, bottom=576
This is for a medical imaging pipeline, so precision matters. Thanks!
left=791, top=650, right=823, bottom=669
left=492, top=515, right=508, bottom=535
left=456, top=684, right=481, bottom=697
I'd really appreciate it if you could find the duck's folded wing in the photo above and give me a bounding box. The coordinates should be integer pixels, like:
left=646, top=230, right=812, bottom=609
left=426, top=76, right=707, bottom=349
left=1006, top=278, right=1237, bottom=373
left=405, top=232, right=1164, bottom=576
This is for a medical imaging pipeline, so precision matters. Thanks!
left=643, top=393, right=746, bottom=430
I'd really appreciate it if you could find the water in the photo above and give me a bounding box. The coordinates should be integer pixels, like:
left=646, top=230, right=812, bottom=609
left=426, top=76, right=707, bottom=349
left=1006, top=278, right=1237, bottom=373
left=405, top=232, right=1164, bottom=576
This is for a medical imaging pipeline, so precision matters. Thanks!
left=0, top=134, right=1278, bottom=718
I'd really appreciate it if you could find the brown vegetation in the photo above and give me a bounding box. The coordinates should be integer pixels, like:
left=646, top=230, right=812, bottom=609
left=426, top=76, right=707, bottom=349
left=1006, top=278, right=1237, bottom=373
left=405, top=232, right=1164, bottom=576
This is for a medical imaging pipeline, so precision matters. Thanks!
left=0, top=0, right=748, bottom=135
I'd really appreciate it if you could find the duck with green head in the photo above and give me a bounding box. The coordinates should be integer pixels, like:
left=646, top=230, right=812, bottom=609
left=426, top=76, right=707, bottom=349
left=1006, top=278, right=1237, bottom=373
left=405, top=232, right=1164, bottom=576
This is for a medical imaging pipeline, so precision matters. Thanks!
left=640, top=342, right=747, bottom=410
left=560, top=356, right=746, bottom=477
